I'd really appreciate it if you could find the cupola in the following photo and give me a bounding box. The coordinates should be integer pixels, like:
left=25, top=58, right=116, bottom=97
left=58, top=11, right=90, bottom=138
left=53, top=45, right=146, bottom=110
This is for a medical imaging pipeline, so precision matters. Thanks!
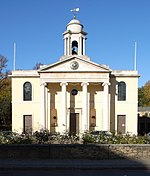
left=63, top=17, right=87, bottom=56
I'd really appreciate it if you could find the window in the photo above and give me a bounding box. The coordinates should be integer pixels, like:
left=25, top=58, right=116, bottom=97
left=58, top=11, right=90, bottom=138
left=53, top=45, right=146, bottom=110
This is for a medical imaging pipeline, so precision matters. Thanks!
left=71, top=89, right=78, bottom=96
left=118, top=81, right=126, bottom=101
left=23, top=82, right=32, bottom=101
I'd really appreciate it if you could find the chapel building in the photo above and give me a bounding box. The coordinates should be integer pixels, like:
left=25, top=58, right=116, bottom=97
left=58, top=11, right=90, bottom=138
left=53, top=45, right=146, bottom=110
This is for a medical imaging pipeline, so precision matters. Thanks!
left=11, top=16, right=139, bottom=135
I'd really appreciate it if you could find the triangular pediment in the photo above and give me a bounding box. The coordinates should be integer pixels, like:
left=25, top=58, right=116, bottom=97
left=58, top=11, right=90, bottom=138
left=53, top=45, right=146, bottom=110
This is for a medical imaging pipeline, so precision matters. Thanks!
left=38, top=56, right=111, bottom=73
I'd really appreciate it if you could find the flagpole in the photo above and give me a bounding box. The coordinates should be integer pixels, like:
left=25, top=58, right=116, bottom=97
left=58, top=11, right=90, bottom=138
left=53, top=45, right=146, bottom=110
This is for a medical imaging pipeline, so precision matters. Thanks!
left=134, top=42, right=137, bottom=70
left=13, top=42, right=16, bottom=71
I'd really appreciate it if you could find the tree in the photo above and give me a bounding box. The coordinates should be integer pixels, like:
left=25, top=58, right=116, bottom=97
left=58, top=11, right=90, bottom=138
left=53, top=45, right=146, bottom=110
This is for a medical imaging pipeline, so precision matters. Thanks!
left=0, top=55, right=12, bottom=130
left=138, top=86, right=145, bottom=107
left=138, top=80, right=150, bottom=107
left=33, top=62, right=43, bottom=70
left=0, top=55, right=8, bottom=88
left=144, top=81, right=150, bottom=106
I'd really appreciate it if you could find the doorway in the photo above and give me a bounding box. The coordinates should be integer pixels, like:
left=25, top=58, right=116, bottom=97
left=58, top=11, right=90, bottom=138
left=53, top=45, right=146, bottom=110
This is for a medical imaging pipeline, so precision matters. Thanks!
left=23, top=115, right=32, bottom=134
left=117, top=115, right=126, bottom=134
left=70, top=113, right=79, bottom=134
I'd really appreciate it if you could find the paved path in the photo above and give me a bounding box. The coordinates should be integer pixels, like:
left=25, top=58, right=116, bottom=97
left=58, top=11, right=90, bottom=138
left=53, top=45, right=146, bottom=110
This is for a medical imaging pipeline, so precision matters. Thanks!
left=0, top=159, right=150, bottom=170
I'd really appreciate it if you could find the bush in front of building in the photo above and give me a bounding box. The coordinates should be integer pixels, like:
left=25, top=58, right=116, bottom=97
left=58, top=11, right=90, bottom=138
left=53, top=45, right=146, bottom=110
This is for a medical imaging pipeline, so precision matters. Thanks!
left=32, top=130, right=80, bottom=144
left=0, top=130, right=80, bottom=144
left=0, top=131, right=33, bottom=144
left=82, top=131, right=150, bottom=144
left=0, top=130, right=149, bottom=144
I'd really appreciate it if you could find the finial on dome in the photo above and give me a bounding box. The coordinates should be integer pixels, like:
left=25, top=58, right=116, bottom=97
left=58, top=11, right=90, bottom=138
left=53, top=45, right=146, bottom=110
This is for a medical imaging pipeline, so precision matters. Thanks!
left=70, top=8, right=79, bottom=19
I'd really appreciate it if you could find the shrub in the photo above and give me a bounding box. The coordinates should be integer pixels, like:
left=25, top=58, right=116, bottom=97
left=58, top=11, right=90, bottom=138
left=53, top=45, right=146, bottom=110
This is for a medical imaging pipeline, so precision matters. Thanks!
left=82, top=132, right=150, bottom=144
left=0, top=130, right=149, bottom=144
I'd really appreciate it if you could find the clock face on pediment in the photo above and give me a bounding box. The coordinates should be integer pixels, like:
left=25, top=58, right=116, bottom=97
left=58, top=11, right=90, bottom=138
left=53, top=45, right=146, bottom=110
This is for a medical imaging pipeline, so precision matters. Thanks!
left=38, top=56, right=111, bottom=73
left=70, top=61, right=79, bottom=70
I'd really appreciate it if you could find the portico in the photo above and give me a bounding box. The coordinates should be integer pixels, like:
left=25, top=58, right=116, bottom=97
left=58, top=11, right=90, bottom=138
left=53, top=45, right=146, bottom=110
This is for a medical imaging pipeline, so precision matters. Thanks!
left=39, top=79, right=111, bottom=134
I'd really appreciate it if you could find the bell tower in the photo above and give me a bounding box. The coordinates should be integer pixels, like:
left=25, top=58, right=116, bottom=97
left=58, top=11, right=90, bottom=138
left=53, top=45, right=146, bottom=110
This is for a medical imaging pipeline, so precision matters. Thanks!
left=63, top=16, right=87, bottom=56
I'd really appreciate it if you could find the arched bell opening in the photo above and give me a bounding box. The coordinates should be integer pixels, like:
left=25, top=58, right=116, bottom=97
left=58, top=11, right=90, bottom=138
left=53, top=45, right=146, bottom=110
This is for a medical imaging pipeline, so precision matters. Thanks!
left=72, top=41, right=78, bottom=55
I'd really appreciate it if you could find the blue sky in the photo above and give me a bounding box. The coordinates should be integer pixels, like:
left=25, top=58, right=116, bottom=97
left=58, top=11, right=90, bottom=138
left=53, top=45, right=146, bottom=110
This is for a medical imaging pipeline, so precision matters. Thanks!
left=0, top=0, right=150, bottom=87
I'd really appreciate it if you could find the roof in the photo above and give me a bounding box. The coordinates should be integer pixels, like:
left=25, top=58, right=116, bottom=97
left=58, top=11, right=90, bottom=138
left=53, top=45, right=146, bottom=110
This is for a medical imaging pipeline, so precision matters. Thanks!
left=138, top=107, right=150, bottom=112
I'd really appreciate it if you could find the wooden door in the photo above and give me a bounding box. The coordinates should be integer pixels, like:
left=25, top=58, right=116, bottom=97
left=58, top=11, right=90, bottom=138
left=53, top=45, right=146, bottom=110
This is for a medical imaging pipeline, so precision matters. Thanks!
left=70, top=113, right=79, bottom=134
left=23, top=115, right=32, bottom=134
left=117, top=115, right=126, bottom=134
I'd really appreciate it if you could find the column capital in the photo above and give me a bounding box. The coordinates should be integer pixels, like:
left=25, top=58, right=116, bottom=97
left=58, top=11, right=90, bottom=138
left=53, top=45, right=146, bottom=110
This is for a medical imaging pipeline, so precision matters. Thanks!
left=60, top=82, right=68, bottom=87
left=102, top=82, right=111, bottom=87
left=40, top=82, right=47, bottom=86
left=81, top=82, right=89, bottom=87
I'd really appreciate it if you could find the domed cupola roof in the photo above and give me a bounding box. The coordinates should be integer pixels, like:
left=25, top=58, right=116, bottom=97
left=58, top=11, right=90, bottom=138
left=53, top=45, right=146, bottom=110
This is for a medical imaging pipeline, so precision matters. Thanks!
left=62, top=15, right=87, bottom=57
left=67, top=18, right=83, bottom=33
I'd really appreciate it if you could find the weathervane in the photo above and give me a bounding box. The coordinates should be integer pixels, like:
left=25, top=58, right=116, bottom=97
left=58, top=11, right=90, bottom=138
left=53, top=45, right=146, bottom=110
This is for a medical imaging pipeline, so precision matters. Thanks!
left=70, top=8, right=80, bottom=19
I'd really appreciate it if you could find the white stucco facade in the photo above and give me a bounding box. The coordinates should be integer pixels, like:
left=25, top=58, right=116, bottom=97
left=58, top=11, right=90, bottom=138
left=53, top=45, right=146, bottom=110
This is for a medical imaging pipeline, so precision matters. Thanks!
left=11, top=17, right=140, bottom=135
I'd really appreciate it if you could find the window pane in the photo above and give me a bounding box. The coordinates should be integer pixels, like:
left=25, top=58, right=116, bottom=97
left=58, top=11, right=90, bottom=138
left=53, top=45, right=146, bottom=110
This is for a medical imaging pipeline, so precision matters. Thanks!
left=23, top=82, right=32, bottom=101
left=118, top=81, right=126, bottom=101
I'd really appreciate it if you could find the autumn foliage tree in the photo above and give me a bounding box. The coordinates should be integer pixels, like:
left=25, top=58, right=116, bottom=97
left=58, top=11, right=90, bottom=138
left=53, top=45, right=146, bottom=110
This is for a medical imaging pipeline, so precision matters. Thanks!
left=143, top=81, right=150, bottom=106
left=138, top=80, right=150, bottom=107
left=0, top=55, right=11, bottom=130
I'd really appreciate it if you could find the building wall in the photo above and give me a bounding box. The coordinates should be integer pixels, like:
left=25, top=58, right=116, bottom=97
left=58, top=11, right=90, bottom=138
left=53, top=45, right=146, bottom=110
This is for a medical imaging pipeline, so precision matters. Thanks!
left=11, top=70, right=139, bottom=135
left=110, top=75, right=138, bottom=134
left=12, top=75, right=40, bottom=133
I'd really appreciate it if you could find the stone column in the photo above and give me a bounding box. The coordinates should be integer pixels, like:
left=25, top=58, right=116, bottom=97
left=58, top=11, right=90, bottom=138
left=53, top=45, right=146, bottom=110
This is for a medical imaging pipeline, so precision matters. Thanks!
left=45, top=84, right=49, bottom=129
left=60, top=82, right=68, bottom=132
left=79, top=36, right=82, bottom=55
left=47, top=85, right=50, bottom=130
left=83, top=37, right=85, bottom=55
left=102, top=82, right=110, bottom=131
left=64, top=37, right=67, bottom=55
left=67, top=36, right=70, bottom=55
left=81, top=82, right=89, bottom=132
left=40, top=83, right=47, bottom=130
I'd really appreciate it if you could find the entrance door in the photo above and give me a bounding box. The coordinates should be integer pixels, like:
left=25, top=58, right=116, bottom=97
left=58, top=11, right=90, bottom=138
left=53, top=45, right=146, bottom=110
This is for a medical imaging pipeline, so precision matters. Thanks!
left=23, top=115, right=32, bottom=134
left=70, top=113, right=79, bottom=134
left=117, top=115, right=126, bottom=134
